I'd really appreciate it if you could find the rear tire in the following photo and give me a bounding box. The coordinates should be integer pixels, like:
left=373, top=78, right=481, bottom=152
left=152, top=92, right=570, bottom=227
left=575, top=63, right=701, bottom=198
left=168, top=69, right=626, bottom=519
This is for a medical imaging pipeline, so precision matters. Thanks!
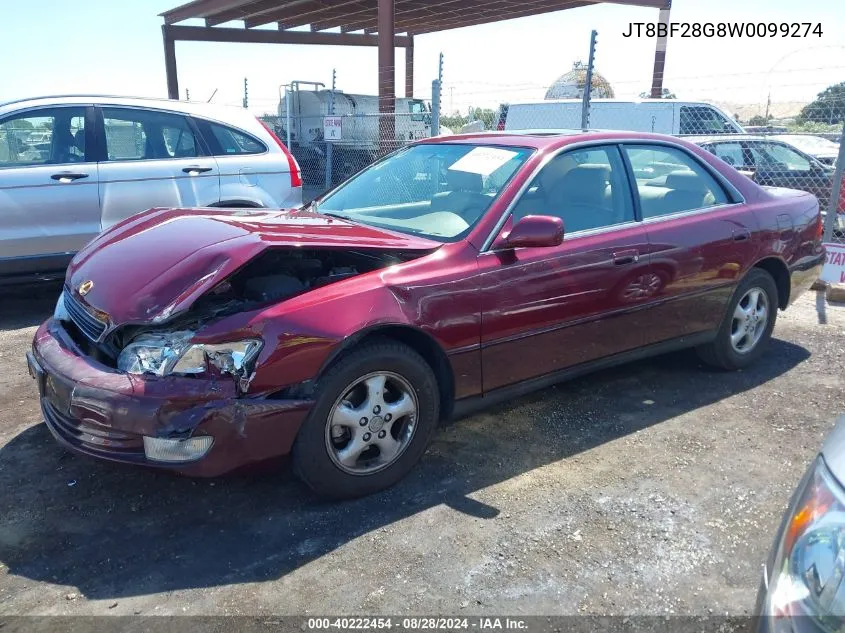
left=292, top=339, right=439, bottom=499
left=696, top=268, right=778, bottom=370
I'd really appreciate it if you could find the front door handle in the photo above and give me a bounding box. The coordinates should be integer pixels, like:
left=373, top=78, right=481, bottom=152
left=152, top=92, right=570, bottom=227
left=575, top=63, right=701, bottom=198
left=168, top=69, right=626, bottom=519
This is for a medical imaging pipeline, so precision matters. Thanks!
left=612, top=249, right=640, bottom=266
left=51, top=172, right=89, bottom=182
left=733, top=228, right=751, bottom=242
left=182, top=166, right=213, bottom=175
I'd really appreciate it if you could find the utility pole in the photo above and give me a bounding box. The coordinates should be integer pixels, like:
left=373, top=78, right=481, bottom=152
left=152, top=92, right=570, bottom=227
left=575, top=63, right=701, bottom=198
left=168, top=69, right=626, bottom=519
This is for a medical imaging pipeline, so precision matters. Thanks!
left=581, top=30, right=598, bottom=130
left=243, top=77, right=248, bottom=109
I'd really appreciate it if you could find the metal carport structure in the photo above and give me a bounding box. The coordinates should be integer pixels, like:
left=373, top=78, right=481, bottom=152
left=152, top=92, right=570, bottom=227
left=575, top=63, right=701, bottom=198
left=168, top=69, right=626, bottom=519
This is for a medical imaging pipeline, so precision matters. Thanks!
left=160, top=0, right=672, bottom=115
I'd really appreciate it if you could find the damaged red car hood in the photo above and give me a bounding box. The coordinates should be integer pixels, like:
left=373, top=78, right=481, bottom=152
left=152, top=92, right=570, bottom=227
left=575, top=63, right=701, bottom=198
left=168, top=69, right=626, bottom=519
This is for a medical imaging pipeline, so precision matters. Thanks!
left=67, top=207, right=440, bottom=325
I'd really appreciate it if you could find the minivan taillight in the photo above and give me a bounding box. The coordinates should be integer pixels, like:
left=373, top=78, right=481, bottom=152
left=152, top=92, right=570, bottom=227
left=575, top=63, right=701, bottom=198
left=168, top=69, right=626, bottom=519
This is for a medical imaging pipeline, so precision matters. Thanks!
left=257, top=118, right=302, bottom=188
left=496, top=105, right=508, bottom=131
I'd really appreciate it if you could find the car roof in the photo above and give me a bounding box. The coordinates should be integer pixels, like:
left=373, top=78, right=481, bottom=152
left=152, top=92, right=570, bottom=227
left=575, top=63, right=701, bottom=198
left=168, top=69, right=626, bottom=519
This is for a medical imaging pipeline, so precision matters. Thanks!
left=421, top=129, right=700, bottom=150
left=0, top=94, right=256, bottom=124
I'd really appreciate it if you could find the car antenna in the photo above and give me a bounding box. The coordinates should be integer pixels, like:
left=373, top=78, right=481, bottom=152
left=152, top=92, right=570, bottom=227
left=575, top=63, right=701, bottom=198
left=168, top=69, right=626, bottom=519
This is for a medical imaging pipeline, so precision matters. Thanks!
left=207, top=89, right=218, bottom=103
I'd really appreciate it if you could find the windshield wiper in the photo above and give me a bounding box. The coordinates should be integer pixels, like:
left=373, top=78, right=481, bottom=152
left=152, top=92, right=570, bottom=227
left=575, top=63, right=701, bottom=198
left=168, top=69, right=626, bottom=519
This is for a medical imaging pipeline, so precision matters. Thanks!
left=319, top=211, right=352, bottom=222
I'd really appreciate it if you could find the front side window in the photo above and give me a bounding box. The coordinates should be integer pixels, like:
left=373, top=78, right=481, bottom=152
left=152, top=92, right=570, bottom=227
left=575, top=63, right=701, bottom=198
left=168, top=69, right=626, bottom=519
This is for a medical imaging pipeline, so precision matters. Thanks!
left=102, top=108, right=198, bottom=161
left=0, top=107, right=86, bottom=168
left=316, top=143, right=533, bottom=242
left=624, top=144, right=729, bottom=218
left=749, top=142, right=812, bottom=172
left=409, top=100, right=426, bottom=122
left=679, top=106, right=736, bottom=135
left=198, top=120, right=265, bottom=155
left=511, top=146, right=634, bottom=233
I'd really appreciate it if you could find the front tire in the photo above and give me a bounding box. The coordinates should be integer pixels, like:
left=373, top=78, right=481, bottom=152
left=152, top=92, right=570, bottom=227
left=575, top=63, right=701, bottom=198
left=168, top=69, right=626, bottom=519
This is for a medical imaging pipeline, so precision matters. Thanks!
left=697, top=268, right=779, bottom=370
left=292, top=339, right=440, bottom=499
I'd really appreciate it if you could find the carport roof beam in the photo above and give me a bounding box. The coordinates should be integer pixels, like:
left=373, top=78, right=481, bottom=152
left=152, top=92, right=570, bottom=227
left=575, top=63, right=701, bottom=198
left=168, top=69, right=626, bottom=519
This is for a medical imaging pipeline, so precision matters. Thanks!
left=159, top=0, right=671, bottom=103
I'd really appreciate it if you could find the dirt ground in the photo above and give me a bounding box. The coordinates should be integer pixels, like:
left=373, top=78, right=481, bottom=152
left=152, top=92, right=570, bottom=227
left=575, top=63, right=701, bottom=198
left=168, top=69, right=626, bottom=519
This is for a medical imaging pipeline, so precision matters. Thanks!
left=0, top=283, right=843, bottom=617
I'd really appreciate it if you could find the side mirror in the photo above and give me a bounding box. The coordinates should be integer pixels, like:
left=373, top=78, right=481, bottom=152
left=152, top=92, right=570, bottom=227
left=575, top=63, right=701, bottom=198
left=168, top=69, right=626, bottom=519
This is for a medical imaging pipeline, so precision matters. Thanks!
left=494, top=215, right=564, bottom=250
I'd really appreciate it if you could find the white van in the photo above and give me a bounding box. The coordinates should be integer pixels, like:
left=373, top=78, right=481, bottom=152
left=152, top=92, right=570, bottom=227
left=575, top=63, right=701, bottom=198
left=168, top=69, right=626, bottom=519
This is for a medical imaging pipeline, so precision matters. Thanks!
left=497, top=99, right=745, bottom=136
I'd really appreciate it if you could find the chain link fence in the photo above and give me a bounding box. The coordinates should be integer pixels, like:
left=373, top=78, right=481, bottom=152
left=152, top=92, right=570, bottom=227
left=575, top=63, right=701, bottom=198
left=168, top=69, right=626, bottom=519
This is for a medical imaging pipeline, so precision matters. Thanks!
left=257, top=71, right=844, bottom=253
left=260, top=111, right=434, bottom=193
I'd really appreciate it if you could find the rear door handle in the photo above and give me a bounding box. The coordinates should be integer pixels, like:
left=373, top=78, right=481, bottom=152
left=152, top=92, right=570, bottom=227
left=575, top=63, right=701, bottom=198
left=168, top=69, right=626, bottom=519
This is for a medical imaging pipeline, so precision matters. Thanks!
left=51, top=172, right=89, bottom=182
left=182, top=166, right=213, bottom=175
left=612, top=249, right=639, bottom=266
left=733, top=229, right=751, bottom=242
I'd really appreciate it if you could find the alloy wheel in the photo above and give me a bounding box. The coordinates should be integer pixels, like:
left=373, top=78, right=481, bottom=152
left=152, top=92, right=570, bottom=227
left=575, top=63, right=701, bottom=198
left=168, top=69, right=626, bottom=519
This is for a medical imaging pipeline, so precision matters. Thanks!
left=324, top=371, right=419, bottom=475
left=730, top=287, right=769, bottom=354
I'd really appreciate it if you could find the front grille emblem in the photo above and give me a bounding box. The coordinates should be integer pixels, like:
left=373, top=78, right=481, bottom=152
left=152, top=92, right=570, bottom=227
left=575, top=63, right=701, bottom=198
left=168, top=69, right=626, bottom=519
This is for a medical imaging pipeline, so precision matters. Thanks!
left=78, top=280, right=94, bottom=296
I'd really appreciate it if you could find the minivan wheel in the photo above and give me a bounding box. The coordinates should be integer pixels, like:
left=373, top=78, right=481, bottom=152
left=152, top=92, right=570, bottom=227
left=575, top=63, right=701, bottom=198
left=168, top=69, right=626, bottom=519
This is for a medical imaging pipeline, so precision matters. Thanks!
left=292, top=339, right=439, bottom=499
left=696, top=268, right=778, bottom=370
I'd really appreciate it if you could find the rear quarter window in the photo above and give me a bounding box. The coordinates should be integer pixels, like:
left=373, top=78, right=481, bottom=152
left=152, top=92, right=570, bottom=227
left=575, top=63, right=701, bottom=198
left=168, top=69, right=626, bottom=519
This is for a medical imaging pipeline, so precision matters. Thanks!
left=196, top=119, right=266, bottom=156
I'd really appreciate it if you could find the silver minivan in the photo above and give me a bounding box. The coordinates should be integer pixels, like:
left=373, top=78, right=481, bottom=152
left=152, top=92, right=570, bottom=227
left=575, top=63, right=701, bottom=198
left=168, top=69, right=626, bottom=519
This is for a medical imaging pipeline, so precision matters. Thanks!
left=0, top=95, right=303, bottom=283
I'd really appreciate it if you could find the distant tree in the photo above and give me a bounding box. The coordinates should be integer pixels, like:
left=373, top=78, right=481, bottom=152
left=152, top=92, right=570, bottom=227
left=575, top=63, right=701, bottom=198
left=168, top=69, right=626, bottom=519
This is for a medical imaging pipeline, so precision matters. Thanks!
left=439, top=108, right=497, bottom=131
left=748, top=114, right=772, bottom=126
left=639, top=88, right=677, bottom=99
left=470, top=107, right=497, bottom=129
left=798, top=82, right=845, bottom=124
left=440, top=112, right=468, bottom=131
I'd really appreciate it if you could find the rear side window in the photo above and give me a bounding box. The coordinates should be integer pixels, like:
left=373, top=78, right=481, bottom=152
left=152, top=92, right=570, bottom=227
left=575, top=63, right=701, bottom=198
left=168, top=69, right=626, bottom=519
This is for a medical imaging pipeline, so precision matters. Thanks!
left=196, top=120, right=265, bottom=156
left=624, top=144, right=729, bottom=219
left=102, top=108, right=198, bottom=161
left=0, top=107, right=87, bottom=167
left=707, top=142, right=746, bottom=168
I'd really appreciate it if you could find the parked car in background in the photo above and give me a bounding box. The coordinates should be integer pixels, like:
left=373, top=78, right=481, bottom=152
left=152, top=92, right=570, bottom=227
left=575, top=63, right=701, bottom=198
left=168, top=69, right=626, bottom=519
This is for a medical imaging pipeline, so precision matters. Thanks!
left=744, top=125, right=790, bottom=135
left=0, top=95, right=303, bottom=284
left=772, top=134, right=840, bottom=167
left=498, top=99, right=744, bottom=135
left=28, top=131, right=824, bottom=498
left=692, top=135, right=844, bottom=223
left=755, top=415, right=845, bottom=630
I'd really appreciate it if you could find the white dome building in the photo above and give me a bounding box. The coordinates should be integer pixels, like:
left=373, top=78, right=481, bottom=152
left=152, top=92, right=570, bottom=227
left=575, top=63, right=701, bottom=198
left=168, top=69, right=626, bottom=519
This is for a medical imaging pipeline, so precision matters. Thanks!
left=545, top=62, right=615, bottom=100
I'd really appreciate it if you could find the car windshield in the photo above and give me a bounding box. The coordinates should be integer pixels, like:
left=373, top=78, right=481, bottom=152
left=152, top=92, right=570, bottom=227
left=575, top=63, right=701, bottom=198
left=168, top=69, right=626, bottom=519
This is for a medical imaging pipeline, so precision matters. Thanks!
left=316, top=143, right=533, bottom=242
left=774, top=135, right=839, bottom=153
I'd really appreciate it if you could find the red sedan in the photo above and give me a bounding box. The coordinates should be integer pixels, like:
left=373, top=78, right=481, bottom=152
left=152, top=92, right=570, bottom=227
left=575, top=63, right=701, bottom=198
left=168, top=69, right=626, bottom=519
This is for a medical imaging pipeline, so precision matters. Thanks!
left=28, top=131, right=825, bottom=498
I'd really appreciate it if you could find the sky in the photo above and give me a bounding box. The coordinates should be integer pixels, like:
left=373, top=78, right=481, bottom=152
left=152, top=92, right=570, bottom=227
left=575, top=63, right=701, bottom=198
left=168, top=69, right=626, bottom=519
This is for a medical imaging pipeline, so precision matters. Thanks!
left=1, top=0, right=843, bottom=116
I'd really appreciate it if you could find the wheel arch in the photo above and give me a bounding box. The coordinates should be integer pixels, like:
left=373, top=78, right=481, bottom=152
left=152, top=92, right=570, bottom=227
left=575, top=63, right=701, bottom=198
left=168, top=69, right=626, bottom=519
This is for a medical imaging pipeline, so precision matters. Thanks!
left=752, top=256, right=790, bottom=309
left=319, top=324, right=456, bottom=422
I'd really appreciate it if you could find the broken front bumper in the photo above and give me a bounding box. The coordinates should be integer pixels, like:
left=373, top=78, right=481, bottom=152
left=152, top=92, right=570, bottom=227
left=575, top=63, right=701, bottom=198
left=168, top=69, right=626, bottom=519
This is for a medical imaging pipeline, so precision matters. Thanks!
left=29, top=319, right=313, bottom=477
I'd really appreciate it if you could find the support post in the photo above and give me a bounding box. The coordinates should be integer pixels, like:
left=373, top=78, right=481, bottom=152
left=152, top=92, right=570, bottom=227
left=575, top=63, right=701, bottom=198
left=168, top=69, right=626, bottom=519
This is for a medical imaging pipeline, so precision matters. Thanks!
left=405, top=36, right=414, bottom=98
left=822, top=121, right=845, bottom=244
left=162, top=25, right=179, bottom=100
left=649, top=4, right=671, bottom=98
left=285, top=86, right=292, bottom=149
left=326, top=69, right=336, bottom=191
left=378, top=0, right=396, bottom=152
left=581, top=30, right=597, bottom=130
left=431, top=79, right=441, bottom=137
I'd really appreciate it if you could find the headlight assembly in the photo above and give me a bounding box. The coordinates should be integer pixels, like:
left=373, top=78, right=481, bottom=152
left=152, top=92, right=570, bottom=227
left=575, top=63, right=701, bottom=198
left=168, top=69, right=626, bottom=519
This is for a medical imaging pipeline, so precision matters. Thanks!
left=117, top=331, right=262, bottom=378
left=765, top=457, right=845, bottom=629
